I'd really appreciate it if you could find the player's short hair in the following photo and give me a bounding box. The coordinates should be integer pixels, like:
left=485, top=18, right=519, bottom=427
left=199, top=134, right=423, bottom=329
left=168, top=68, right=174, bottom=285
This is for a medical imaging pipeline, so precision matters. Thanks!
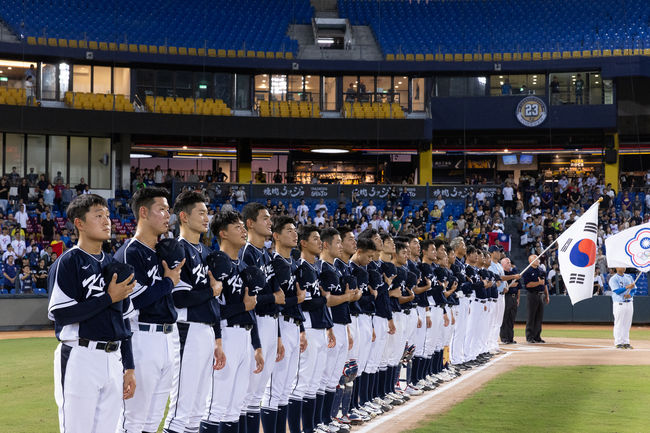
left=242, top=202, right=267, bottom=228
left=394, top=235, right=409, bottom=244
left=395, top=241, right=408, bottom=253
left=173, top=191, right=207, bottom=218
left=356, top=238, right=377, bottom=252
left=420, top=239, right=434, bottom=252
left=466, top=245, right=477, bottom=255
left=357, top=228, right=378, bottom=240
left=433, top=239, right=447, bottom=250
left=338, top=225, right=354, bottom=240
left=298, top=224, right=319, bottom=245
left=320, top=227, right=340, bottom=246
left=380, top=233, right=393, bottom=243
left=66, top=194, right=107, bottom=226
left=210, top=211, right=242, bottom=242
left=450, top=237, right=464, bottom=251
left=404, top=233, right=417, bottom=241
left=272, top=215, right=295, bottom=234
left=130, top=186, right=170, bottom=221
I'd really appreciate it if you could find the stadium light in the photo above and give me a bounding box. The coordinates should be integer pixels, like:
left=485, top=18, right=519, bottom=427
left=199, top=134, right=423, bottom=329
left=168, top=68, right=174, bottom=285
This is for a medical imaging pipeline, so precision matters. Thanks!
left=130, top=153, right=152, bottom=158
left=311, top=148, right=349, bottom=154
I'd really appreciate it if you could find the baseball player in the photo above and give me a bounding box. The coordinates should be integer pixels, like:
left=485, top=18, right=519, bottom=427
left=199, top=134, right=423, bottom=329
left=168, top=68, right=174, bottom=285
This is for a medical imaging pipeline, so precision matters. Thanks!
left=262, top=216, right=307, bottom=433
left=164, top=191, right=225, bottom=433
left=48, top=194, right=136, bottom=433
left=440, top=244, right=460, bottom=379
left=488, top=246, right=519, bottom=352
left=114, top=187, right=185, bottom=433
left=288, top=225, right=336, bottom=433
left=201, top=211, right=264, bottom=433
left=609, top=268, right=636, bottom=349
left=461, top=246, right=488, bottom=367
left=479, top=250, right=497, bottom=356
left=240, top=202, right=286, bottom=433
left=449, top=237, right=471, bottom=368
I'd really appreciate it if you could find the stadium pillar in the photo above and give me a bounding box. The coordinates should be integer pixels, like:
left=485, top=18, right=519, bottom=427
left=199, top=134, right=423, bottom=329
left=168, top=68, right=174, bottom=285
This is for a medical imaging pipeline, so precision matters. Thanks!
left=419, top=142, right=433, bottom=185
left=117, top=133, right=132, bottom=192
left=604, top=133, right=619, bottom=192
left=237, top=141, right=252, bottom=183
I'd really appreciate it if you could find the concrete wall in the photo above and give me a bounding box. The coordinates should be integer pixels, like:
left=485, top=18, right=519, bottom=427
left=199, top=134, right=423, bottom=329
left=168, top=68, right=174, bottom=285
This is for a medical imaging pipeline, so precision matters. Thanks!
left=0, top=296, right=52, bottom=330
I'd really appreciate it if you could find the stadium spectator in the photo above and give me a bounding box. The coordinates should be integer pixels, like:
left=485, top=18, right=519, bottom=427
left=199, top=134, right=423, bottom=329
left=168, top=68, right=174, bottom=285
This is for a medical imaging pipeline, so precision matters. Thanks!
left=501, top=78, right=512, bottom=95
left=19, top=264, right=34, bottom=294
left=33, top=259, right=48, bottom=292
left=75, top=177, right=88, bottom=194
left=3, top=255, right=17, bottom=292
left=574, top=74, right=584, bottom=104
left=15, top=204, right=28, bottom=230
left=255, top=167, right=266, bottom=183
left=550, top=76, right=560, bottom=104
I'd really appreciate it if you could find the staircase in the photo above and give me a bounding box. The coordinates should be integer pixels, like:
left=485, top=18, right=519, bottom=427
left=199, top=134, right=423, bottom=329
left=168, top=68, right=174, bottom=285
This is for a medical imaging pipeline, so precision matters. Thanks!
left=0, top=19, right=20, bottom=43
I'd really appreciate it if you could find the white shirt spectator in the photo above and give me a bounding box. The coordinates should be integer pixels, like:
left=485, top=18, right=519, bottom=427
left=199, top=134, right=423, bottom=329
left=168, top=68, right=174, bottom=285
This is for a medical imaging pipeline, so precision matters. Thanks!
left=503, top=186, right=514, bottom=201
left=15, top=209, right=28, bottom=229
left=475, top=191, right=486, bottom=204
left=0, top=234, right=10, bottom=251
left=558, top=177, right=568, bottom=192
left=297, top=203, right=309, bottom=218
left=434, top=198, right=446, bottom=210
left=607, top=189, right=615, bottom=199
left=587, top=174, right=597, bottom=187
left=11, top=239, right=26, bottom=257
left=645, top=194, right=650, bottom=211
left=365, top=204, right=377, bottom=218
left=360, top=221, right=368, bottom=232
left=530, top=193, right=541, bottom=207
left=314, top=202, right=327, bottom=214
left=2, top=250, right=16, bottom=262
left=370, top=218, right=381, bottom=231
left=313, top=215, right=325, bottom=227
left=379, top=218, right=390, bottom=233
left=154, top=169, right=164, bottom=184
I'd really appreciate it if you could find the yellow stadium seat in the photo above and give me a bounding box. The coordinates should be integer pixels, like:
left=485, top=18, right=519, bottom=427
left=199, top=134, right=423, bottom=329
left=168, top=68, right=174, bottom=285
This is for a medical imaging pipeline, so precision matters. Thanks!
left=197, top=48, right=205, bottom=56
left=454, top=53, right=463, bottom=61
left=561, top=51, right=571, bottom=59
left=492, top=53, right=502, bottom=61
left=156, top=46, right=166, bottom=54
left=108, top=42, right=117, bottom=51
left=644, top=48, right=650, bottom=56
left=285, top=52, right=293, bottom=59
left=211, top=49, right=220, bottom=57
left=571, top=51, right=581, bottom=58
left=581, top=50, right=591, bottom=58
left=532, top=52, right=541, bottom=60
left=66, top=39, right=77, bottom=48
left=613, top=49, right=623, bottom=56
left=139, top=45, right=148, bottom=53
left=633, top=48, right=641, bottom=55
left=513, top=53, right=522, bottom=60
left=256, top=51, right=265, bottom=58
left=148, top=45, right=157, bottom=54
left=602, top=49, right=612, bottom=57
left=386, top=54, right=395, bottom=61
left=246, top=50, right=255, bottom=58
left=179, top=47, right=188, bottom=55
left=37, top=37, right=46, bottom=45
left=623, top=48, right=632, bottom=56
left=237, top=49, right=246, bottom=57
left=522, top=52, right=531, bottom=60
left=415, top=54, right=424, bottom=61
left=463, top=53, right=472, bottom=61
left=188, top=48, right=197, bottom=56
left=89, top=41, right=99, bottom=50
left=396, top=53, right=405, bottom=60
left=118, top=43, right=128, bottom=51
left=266, top=51, right=274, bottom=59
left=444, top=53, right=453, bottom=61
left=27, top=36, right=36, bottom=45
left=48, top=38, right=57, bottom=47
left=165, top=46, right=175, bottom=55
left=425, top=53, right=434, bottom=61
left=542, top=52, right=551, bottom=60
left=503, top=53, right=512, bottom=61
left=227, top=49, right=236, bottom=57
left=552, top=52, right=561, bottom=59
left=77, top=40, right=87, bottom=48
left=405, top=53, right=415, bottom=61
left=483, top=53, right=492, bottom=61
left=435, top=53, right=443, bottom=61
left=473, top=53, right=482, bottom=61
left=275, top=51, right=284, bottom=59
left=99, top=42, right=108, bottom=50
left=58, top=39, right=68, bottom=47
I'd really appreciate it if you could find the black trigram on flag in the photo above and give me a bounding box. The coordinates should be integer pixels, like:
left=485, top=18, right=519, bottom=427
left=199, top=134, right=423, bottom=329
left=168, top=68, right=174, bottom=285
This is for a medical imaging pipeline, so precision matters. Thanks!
left=560, top=238, right=573, bottom=253
left=584, top=222, right=598, bottom=234
left=569, top=273, right=586, bottom=284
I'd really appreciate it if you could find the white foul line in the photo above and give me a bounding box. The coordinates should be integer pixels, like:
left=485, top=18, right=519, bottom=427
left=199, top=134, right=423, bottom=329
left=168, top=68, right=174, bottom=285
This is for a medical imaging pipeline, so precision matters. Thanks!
left=354, top=352, right=513, bottom=433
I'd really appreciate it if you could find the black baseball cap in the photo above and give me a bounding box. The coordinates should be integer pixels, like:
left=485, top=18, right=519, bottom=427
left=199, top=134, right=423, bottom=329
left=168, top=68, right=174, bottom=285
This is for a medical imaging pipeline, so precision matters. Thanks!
left=206, top=250, right=233, bottom=281
left=240, top=266, right=266, bottom=293
left=156, top=238, right=185, bottom=269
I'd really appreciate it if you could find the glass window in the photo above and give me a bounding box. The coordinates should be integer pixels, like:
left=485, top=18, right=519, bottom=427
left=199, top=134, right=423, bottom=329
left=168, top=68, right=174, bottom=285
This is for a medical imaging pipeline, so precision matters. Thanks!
left=59, top=63, right=70, bottom=98
left=0, top=60, right=36, bottom=92
left=270, top=74, right=287, bottom=101
left=376, top=76, right=393, bottom=103
left=434, top=76, right=487, bottom=97
left=490, top=74, right=545, bottom=96
left=411, top=77, right=426, bottom=111
left=41, top=63, right=57, bottom=100
left=603, top=79, right=613, bottom=105
left=156, top=70, right=174, bottom=97
left=343, top=76, right=358, bottom=103
left=113, top=67, right=130, bottom=96
left=5, top=133, right=24, bottom=176
left=48, top=136, right=67, bottom=184
left=175, top=71, right=192, bottom=98
left=322, top=76, right=337, bottom=111
left=358, top=76, right=374, bottom=102
left=287, top=75, right=303, bottom=101
left=214, top=73, right=234, bottom=107
left=254, top=74, right=269, bottom=102
left=549, top=71, right=602, bottom=105
left=73, top=65, right=91, bottom=93
left=69, top=137, right=89, bottom=186
left=304, top=74, right=319, bottom=105
left=26, top=134, right=46, bottom=176
left=194, top=71, right=213, bottom=100
left=93, top=66, right=111, bottom=94
left=90, top=138, right=111, bottom=189
left=235, top=74, right=251, bottom=109
left=394, top=75, right=408, bottom=108
left=135, top=69, right=155, bottom=101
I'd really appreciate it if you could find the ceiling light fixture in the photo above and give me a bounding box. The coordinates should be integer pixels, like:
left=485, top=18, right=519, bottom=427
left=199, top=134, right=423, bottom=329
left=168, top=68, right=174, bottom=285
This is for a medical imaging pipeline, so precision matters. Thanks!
left=311, top=148, right=350, bottom=154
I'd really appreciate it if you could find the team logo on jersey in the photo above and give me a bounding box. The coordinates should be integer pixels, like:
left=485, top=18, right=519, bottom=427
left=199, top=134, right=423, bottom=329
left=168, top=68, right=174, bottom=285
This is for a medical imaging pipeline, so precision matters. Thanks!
left=192, top=263, right=208, bottom=285
left=227, top=273, right=244, bottom=295
left=516, top=96, right=547, bottom=127
left=82, top=273, right=106, bottom=298
left=303, top=279, right=320, bottom=295
left=147, top=265, right=162, bottom=285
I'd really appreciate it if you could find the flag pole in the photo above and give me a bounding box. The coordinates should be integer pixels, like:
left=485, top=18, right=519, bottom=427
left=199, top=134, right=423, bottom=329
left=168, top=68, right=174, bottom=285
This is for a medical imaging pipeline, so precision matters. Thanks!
left=517, top=197, right=603, bottom=276
left=633, top=271, right=644, bottom=284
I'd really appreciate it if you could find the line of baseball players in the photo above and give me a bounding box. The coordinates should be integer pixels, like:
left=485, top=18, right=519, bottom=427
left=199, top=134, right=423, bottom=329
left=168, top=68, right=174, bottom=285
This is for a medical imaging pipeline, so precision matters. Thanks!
left=48, top=187, right=516, bottom=433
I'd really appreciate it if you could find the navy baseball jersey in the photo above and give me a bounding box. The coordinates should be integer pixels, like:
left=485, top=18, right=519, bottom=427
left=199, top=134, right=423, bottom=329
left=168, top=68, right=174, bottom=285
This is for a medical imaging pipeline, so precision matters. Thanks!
left=47, top=246, right=135, bottom=368
left=466, top=265, right=487, bottom=299
left=350, top=261, right=374, bottom=315
left=369, top=260, right=392, bottom=320
left=114, top=238, right=177, bottom=324
left=321, top=260, right=350, bottom=325
left=416, top=262, right=433, bottom=308
left=400, top=264, right=416, bottom=309
left=336, top=258, right=361, bottom=315
left=296, top=258, right=332, bottom=329
left=172, top=237, right=220, bottom=327
left=241, top=242, right=277, bottom=316
left=271, top=252, right=305, bottom=322
left=452, top=257, right=473, bottom=296
left=431, top=264, right=449, bottom=307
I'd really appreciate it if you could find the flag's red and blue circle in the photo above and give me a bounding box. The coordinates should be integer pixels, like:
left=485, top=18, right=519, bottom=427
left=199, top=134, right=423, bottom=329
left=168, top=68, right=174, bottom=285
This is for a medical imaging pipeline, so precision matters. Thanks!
left=569, top=239, right=596, bottom=267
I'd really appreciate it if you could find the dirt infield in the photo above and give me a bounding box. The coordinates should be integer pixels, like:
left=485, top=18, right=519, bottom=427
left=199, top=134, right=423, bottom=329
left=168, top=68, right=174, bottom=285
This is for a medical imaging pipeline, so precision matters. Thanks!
left=0, top=329, right=53, bottom=340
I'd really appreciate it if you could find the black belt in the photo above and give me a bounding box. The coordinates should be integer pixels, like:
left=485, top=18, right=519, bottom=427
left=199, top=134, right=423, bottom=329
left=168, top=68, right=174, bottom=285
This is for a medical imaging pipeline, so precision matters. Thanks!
left=480, top=300, right=486, bottom=304
left=78, top=338, right=120, bottom=352
left=229, top=323, right=254, bottom=331
left=259, top=313, right=279, bottom=319
left=283, top=316, right=303, bottom=326
left=350, top=312, right=360, bottom=317
left=138, top=323, right=174, bottom=334
left=403, top=309, right=411, bottom=315
left=617, top=301, right=632, bottom=304
left=509, top=293, right=518, bottom=297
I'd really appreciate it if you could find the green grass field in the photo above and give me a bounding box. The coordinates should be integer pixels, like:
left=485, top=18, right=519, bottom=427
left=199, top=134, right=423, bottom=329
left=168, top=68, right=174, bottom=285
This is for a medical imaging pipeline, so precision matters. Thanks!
left=409, top=365, right=650, bottom=433
left=513, top=326, right=650, bottom=340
